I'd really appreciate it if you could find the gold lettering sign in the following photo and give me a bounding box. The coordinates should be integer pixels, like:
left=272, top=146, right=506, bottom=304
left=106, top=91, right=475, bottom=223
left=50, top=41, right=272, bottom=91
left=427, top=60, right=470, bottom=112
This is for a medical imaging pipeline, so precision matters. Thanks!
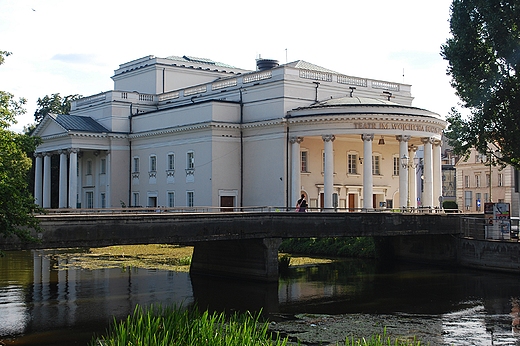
left=353, top=122, right=442, bottom=134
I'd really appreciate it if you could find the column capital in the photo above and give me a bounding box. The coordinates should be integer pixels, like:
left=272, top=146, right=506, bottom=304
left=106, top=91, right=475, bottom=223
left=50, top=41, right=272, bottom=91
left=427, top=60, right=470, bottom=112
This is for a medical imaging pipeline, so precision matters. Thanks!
left=361, top=133, right=374, bottom=142
left=395, top=135, right=411, bottom=142
left=34, top=152, right=43, bottom=158
left=322, top=134, right=335, bottom=142
left=68, top=148, right=79, bottom=154
left=289, top=136, right=304, bottom=144
left=58, top=149, right=68, bottom=155
left=421, top=137, right=434, bottom=145
left=433, top=139, right=443, bottom=147
left=43, top=152, right=52, bottom=157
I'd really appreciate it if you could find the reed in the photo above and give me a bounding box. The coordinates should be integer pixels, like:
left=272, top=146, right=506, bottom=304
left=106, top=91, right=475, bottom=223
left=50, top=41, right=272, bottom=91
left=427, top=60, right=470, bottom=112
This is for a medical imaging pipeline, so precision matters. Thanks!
left=345, top=328, right=424, bottom=346
left=90, top=304, right=288, bottom=346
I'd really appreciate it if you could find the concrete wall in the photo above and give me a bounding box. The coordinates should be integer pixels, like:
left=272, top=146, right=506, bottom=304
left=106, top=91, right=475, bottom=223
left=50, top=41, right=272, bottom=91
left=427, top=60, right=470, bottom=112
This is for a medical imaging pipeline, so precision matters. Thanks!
left=457, top=238, right=520, bottom=272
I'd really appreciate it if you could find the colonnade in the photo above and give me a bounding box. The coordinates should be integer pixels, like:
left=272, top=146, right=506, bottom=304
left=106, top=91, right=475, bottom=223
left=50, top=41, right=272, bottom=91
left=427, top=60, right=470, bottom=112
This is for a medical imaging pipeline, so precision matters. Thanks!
left=34, top=149, right=79, bottom=209
left=290, top=134, right=443, bottom=210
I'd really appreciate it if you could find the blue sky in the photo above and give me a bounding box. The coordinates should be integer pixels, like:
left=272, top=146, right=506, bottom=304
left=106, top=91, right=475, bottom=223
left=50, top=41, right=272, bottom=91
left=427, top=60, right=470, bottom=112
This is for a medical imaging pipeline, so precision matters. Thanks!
left=0, top=0, right=458, bottom=132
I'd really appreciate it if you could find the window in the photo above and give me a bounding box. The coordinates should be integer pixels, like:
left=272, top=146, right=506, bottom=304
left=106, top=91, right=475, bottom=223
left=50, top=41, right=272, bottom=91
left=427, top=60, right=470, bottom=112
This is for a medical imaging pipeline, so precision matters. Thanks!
left=393, top=156, right=400, bottom=176
left=301, top=151, right=308, bottom=172
left=100, top=158, right=106, bottom=174
left=133, top=157, right=140, bottom=173
left=464, top=190, right=472, bottom=210
left=347, top=153, right=357, bottom=174
left=372, top=155, right=380, bottom=175
left=486, top=173, right=490, bottom=187
left=464, top=175, right=470, bottom=188
left=167, top=191, right=175, bottom=207
left=133, top=192, right=140, bottom=207
left=475, top=174, right=481, bottom=187
left=187, top=151, right=195, bottom=170
left=150, top=155, right=157, bottom=172
left=187, top=191, right=194, bottom=207
left=100, top=193, right=106, bottom=208
left=86, top=160, right=92, bottom=175
left=86, top=191, right=94, bottom=208
left=498, top=173, right=503, bottom=187
left=168, top=153, right=175, bottom=171
left=476, top=192, right=481, bottom=211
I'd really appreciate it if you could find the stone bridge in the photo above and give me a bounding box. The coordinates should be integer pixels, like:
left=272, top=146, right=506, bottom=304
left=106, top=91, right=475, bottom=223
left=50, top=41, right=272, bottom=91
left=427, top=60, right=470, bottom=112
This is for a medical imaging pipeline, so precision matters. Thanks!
left=3, top=211, right=462, bottom=281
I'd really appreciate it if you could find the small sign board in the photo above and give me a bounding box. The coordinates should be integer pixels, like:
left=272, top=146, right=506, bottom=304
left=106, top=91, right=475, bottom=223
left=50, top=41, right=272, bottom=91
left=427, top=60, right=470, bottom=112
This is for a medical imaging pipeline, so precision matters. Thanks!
left=484, top=202, right=510, bottom=240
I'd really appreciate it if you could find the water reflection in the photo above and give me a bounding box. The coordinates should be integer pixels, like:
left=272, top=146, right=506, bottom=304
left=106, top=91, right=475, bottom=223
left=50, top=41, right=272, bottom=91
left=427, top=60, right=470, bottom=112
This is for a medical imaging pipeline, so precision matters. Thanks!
left=1, top=250, right=520, bottom=345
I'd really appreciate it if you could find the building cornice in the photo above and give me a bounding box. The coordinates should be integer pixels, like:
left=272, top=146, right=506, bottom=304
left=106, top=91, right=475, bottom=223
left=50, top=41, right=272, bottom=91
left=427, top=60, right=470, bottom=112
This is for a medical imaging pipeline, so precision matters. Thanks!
left=130, top=122, right=241, bottom=139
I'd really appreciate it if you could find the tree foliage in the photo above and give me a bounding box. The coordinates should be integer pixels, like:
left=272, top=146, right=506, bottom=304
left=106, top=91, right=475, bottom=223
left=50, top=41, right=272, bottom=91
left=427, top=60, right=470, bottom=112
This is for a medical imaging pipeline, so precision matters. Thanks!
left=441, top=0, right=520, bottom=167
left=34, top=93, right=81, bottom=123
left=0, top=51, right=42, bottom=244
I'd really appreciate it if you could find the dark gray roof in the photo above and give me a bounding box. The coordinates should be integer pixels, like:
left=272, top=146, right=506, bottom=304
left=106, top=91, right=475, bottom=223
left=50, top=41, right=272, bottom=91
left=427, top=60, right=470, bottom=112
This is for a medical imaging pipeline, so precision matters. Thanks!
left=165, top=55, right=238, bottom=69
left=53, top=114, right=108, bottom=133
left=285, top=60, right=341, bottom=74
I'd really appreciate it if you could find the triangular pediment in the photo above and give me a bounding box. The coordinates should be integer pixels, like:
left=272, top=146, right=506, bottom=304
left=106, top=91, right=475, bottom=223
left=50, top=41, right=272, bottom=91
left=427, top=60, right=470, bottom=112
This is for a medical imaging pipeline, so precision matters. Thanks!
left=32, top=115, right=67, bottom=138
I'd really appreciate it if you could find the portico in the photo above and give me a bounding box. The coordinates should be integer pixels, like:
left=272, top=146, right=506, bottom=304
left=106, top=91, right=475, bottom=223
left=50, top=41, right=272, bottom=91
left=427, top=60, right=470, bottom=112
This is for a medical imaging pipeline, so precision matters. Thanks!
left=287, top=96, right=446, bottom=210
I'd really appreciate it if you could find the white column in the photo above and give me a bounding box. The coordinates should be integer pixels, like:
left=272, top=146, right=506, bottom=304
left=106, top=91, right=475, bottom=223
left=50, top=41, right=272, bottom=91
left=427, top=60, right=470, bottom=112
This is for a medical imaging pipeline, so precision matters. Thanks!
left=362, top=134, right=374, bottom=209
left=106, top=151, right=111, bottom=208
left=322, top=135, right=335, bottom=209
left=68, top=149, right=78, bottom=209
left=290, top=136, right=303, bottom=208
left=422, top=137, right=434, bottom=208
left=397, top=135, right=410, bottom=209
left=433, top=140, right=442, bottom=208
left=34, top=153, right=43, bottom=207
left=59, top=150, right=68, bottom=208
left=43, top=153, right=52, bottom=209
left=409, top=146, right=418, bottom=208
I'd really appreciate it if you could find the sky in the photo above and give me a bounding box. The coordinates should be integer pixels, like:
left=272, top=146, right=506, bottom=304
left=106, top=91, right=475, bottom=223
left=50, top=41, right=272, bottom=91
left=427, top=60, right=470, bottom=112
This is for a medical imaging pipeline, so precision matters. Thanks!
left=0, top=0, right=458, bottom=133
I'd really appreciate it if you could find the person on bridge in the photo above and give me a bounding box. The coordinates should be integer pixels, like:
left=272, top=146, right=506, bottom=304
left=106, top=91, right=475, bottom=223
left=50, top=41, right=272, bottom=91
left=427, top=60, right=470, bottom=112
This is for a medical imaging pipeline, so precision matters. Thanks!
left=296, top=194, right=308, bottom=212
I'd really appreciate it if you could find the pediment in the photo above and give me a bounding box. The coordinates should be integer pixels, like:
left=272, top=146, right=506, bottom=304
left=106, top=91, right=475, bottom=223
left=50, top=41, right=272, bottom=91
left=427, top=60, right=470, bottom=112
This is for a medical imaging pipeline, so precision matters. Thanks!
left=32, top=115, right=67, bottom=138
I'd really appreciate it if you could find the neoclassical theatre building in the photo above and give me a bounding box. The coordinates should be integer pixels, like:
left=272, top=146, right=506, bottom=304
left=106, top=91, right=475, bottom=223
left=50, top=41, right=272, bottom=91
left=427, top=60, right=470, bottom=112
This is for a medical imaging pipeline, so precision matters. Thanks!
left=32, top=55, right=447, bottom=210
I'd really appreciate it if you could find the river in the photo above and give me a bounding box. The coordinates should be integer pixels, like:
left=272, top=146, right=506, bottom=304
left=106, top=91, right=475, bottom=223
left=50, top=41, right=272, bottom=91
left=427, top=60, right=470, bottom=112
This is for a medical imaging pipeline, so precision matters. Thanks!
left=1, top=249, right=520, bottom=345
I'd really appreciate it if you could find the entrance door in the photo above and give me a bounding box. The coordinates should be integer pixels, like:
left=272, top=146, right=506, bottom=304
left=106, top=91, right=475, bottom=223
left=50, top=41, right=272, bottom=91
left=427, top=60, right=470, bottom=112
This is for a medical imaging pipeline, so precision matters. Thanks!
left=220, top=196, right=235, bottom=212
left=348, top=193, right=356, bottom=211
left=373, top=195, right=377, bottom=209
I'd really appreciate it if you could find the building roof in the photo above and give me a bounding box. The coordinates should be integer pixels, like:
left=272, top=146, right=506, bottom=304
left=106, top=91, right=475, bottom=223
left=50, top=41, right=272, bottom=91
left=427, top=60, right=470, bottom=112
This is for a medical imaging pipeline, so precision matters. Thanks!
left=51, top=114, right=108, bottom=133
left=285, top=60, right=341, bottom=74
left=165, top=55, right=238, bottom=69
left=314, top=96, right=401, bottom=107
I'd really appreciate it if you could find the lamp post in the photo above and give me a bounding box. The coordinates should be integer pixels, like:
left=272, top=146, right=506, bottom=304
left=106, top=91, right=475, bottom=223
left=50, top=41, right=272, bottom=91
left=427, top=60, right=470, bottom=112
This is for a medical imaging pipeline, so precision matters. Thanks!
left=401, top=153, right=420, bottom=208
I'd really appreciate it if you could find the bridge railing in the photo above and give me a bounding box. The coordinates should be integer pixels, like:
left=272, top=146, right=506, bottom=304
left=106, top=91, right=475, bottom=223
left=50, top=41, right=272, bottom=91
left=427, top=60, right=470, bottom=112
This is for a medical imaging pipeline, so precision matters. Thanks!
left=460, top=216, right=519, bottom=240
left=40, top=206, right=461, bottom=215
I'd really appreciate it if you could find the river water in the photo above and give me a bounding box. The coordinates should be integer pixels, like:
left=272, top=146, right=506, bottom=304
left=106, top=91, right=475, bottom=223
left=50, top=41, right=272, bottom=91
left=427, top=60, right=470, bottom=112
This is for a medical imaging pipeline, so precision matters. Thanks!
left=1, top=249, right=520, bottom=345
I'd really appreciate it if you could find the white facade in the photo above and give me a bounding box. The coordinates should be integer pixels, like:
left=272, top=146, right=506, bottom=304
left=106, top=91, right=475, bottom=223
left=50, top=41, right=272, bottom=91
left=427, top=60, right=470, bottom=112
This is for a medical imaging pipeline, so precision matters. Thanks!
left=33, top=55, right=446, bottom=210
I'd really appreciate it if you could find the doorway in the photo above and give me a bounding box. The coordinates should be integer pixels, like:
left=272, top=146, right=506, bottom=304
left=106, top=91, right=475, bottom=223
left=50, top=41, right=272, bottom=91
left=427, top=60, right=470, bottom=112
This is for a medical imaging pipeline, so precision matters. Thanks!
left=220, top=196, right=235, bottom=212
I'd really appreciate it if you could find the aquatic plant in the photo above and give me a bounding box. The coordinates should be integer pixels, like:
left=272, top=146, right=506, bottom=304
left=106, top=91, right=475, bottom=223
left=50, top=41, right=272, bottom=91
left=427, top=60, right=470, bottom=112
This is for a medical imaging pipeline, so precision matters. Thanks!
left=344, top=328, right=424, bottom=346
left=90, top=304, right=288, bottom=346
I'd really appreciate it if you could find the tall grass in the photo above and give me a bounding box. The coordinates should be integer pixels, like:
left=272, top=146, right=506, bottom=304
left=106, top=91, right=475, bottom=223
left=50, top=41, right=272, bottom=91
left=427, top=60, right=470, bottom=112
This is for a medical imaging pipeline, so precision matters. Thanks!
left=90, top=304, right=288, bottom=346
left=345, top=328, right=423, bottom=346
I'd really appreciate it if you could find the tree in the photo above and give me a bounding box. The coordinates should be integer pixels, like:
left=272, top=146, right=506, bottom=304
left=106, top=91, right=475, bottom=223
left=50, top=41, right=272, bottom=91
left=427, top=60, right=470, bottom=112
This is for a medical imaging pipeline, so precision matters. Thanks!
left=441, top=0, right=520, bottom=168
left=0, top=51, right=42, bottom=245
left=34, top=93, right=81, bottom=123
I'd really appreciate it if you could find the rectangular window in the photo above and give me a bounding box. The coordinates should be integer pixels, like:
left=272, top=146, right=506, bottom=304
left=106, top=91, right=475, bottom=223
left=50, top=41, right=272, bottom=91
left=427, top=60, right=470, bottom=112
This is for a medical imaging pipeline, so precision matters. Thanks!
left=86, top=191, right=94, bottom=208
left=187, top=152, right=195, bottom=169
left=464, top=175, right=470, bottom=188
left=133, top=157, right=140, bottom=173
left=301, top=151, right=308, bottom=172
left=168, top=153, right=175, bottom=170
left=86, top=160, right=92, bottom=175
left=168, top=191, right=175, bottom=207
left=187, top=191, right=194, bottom=207
left=150, top=155, right=157, bottom=172
left=100, top=158, right=106, bottom=174
left=372, top=156, right=380, bottom=175
left=393, top=156, right=400, bottom=176
left=486, top=173, right=490, bottom=187
left=464, top=190, right=473, bottom=210
left=100, top=193, right=106, bottom=208
left=475, top=174, right=481, bottom=187
left=498, top=173, right=503, bottom=187
left=347, top=153, right=357, bottom=174
left=133, top=192, right=140, bottom=207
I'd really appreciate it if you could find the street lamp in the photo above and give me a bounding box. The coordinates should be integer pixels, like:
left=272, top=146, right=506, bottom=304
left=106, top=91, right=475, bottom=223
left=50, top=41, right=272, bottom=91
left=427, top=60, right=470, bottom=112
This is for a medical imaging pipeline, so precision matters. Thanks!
left=401, top=154, right=420, bottom=208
